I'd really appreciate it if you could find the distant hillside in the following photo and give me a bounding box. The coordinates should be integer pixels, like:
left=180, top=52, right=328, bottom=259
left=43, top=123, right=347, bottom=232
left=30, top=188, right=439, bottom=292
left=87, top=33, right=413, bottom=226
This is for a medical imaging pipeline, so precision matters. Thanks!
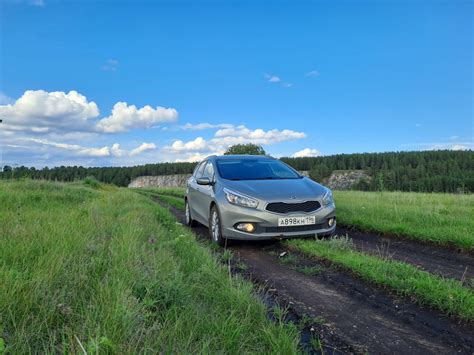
left=281, top=150, right=474, bottom=193
left=1, top=150, right=473, bottom=193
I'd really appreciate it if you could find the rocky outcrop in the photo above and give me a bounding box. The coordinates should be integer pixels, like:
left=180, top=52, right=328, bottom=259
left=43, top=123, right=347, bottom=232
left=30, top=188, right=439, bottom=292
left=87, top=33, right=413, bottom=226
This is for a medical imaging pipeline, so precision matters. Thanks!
left=324, top=170, right=371, bottom=190
left=127, top=170, right=370, bottom=190
left=128, top=174, right=191, bottom=188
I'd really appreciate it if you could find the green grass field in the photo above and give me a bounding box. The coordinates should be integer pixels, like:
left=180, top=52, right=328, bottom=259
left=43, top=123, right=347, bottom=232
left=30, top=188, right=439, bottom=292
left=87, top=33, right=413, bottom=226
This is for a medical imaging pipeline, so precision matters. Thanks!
left=0, top=180, right=299, bottom=353
left=334, top=191, right=474, bottom=249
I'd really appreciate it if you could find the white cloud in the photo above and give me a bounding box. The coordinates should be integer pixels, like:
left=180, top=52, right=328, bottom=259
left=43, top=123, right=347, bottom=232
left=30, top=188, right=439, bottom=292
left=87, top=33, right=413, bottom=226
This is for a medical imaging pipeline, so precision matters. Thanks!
left=111, top=143, right=125, bottom=157
left=213, top=125, right=306, bottom=145
left=0, top=90, right=99, bottom=133
left=264, top=73, right=281, bottom=83
left=174, top=152, right=214, bottom=163
left=180, top=122, right=233, bottom=130
left=129, top=142, right=157, bottom=156
left=282, top=83, right=294, bottom=88
left=165, top=125, right=306, bottom=158
left=449, top=135, right=459, bottom=140
left=102, top=59, right=119, bottom=72
left=415, top=123, right=423, bottom=127
left=166, top=137, right=208, bottom=152
left=24, top=138, right=110, bottom=157
left=30, top=0, right=44, bottom=6
left=450, top=144, right=472, bottom=151
left=306, top=70, right=320, bottom=77
left=96, top=102, right=178, bottom=133
left=292, top=148, right=321, bottom=158
left=401, top=142, right=474, bottom=151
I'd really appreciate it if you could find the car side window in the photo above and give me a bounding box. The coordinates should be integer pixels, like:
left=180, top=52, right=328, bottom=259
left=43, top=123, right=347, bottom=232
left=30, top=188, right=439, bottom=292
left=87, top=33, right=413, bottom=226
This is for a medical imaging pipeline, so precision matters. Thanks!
left=194, top=162, right=207, bottom=178
left=202, top=161, right=215, bottom=180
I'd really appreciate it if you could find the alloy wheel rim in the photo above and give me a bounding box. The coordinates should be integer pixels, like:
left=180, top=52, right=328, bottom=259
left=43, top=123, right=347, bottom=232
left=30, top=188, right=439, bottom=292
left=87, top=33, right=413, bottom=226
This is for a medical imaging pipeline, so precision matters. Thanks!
left=211, top=211, right=219, bottom=241
left=185, top=202, right=190, bottom=224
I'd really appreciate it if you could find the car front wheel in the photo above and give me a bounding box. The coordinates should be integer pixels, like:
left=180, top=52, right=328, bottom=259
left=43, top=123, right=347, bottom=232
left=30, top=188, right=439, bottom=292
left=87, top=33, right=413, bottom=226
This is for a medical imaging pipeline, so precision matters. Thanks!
left=209, top=205, right=227, bottom=247
left=185, top=199, right=197, bottom=227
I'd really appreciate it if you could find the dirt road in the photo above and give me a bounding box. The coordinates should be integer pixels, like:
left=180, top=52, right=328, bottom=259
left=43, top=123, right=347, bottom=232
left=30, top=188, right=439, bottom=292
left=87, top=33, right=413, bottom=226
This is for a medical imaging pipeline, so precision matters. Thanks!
left=161, top=202, right=474, bottom=354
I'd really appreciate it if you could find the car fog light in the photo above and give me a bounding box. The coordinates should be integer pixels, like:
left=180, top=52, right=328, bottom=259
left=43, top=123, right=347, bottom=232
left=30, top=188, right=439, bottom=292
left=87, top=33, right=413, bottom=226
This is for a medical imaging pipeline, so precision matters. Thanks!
left=236, top=223, right=256, bottom=233
left=328, top=218, right=336, bottom=227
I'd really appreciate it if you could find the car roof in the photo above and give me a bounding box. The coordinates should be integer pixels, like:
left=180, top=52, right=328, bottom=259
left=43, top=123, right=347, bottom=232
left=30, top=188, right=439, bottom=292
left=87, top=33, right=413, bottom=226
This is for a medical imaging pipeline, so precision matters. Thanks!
left=210, top=154, right=275, bottom=161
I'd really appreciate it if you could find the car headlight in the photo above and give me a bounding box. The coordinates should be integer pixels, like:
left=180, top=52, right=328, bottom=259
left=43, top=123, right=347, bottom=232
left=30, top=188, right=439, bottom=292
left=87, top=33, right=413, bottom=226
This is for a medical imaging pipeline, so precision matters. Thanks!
left=224, top=188, right=258, bottom=208
left=322, top=189, right=334, bottom=206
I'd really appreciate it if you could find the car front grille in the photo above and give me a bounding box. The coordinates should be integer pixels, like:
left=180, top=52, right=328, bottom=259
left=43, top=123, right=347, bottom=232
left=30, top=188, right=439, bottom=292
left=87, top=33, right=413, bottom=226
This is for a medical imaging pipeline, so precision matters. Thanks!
left=265, top=223, right=324, bottom=233
left=266, top=201, right=321, bottom=214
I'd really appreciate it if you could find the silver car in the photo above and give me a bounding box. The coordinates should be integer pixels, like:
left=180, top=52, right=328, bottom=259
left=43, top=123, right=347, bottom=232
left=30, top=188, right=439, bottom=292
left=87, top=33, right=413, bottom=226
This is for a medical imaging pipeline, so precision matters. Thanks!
left=185, top=155, right=336, bottom=245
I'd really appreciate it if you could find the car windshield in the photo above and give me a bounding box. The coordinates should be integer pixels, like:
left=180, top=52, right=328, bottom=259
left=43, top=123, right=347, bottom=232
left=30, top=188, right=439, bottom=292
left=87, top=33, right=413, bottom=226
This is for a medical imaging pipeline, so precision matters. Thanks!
left=216, top=158, right=301, bottom=180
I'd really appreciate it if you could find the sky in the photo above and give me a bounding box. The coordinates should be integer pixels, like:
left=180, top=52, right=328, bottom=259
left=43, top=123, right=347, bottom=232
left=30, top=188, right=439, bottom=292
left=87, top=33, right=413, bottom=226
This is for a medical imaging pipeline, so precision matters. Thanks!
left=0, top=0, right=472, bottom=168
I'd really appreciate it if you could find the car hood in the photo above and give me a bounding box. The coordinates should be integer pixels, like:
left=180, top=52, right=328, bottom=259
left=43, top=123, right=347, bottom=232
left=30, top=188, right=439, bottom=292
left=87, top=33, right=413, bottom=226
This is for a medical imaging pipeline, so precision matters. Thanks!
left=222, top=177, right=328, bottom=202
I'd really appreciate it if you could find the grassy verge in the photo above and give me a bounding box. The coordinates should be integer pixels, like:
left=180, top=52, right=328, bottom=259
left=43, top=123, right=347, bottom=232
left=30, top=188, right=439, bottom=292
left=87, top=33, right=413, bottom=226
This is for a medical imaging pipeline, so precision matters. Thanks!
left=334, top=191, right=474, bottom=249
left=288, top=237, right=474, bottom=321
left=0, top=180, right=299, bottom=353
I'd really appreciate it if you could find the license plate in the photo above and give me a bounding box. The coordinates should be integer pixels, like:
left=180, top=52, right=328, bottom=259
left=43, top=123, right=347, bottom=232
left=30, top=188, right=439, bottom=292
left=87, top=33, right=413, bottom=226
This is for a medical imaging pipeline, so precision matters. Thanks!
left=278, top=216, right=316, bottom=227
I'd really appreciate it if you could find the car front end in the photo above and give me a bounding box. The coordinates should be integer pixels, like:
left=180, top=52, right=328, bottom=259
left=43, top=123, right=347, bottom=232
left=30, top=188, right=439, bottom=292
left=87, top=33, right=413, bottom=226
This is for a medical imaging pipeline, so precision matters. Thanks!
left=216, top=184, right=336, bottom=241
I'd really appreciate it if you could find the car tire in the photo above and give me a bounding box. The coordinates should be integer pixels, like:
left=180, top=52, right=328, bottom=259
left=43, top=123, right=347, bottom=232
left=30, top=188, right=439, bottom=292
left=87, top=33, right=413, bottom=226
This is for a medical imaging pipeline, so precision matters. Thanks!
left=185, top=199, right=197, bottom=227
left=209, top=205, right=227, bottom=247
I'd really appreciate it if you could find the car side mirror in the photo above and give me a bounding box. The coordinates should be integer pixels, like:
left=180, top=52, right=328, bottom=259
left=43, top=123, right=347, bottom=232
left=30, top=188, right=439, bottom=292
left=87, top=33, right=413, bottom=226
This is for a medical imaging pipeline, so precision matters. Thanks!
left=197, top=177, right=212, bottom=185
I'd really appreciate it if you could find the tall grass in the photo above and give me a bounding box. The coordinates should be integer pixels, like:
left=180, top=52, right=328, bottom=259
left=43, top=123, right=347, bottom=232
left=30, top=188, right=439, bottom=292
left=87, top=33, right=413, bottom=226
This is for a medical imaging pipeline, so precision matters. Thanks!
left=0, top=180, right=299, bottom=353
left=334, top=191, right=474, bottom=249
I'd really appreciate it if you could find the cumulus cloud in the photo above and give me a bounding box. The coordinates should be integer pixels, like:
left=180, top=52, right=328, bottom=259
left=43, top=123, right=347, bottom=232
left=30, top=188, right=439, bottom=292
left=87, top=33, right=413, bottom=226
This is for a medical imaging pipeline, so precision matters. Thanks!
left=165, top=137, right=208, bottom=152
left=18, top=138, right=158, bottom=159
left=306, top=70, right=320, bottom=77
left=0, top=90, right=99, bottom=133
left=130, top=142, right=157, bottom=156
left=165, top=125, right=306, bottom=158
left=24, top=138, right=110, bottom=157
left=292, top=148, right=321, bottom=158
left=174, top=152, right=214, bottom=163
left=213, top=125, right=306, bottom=145
left=449, top=144, right=472, bottom=151
left=111, top=143, right=125, bottom=157
left=96, top=102, right=178, bottom=133
left=401, top=142, right=474, bottom=151
left=264, top=73, right=281, bottom=83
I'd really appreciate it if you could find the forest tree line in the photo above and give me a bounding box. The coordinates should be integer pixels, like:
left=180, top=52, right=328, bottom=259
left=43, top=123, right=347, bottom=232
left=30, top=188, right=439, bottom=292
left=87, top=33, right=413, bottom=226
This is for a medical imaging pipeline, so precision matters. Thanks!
left=1, top=150, right=473, bottom=193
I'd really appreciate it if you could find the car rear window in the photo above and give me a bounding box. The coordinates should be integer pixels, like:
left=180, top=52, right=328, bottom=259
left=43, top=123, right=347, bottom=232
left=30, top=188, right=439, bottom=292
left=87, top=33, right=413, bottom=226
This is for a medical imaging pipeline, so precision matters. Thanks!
left=216, top=159, right=301, bottom=180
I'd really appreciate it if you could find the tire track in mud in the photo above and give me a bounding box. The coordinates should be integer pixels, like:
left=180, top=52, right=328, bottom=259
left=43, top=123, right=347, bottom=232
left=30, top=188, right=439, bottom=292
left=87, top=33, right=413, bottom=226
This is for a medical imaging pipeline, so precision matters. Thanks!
left=337, top=226, right=474, bottom=285
left=158, top=201, right=474, bottom=354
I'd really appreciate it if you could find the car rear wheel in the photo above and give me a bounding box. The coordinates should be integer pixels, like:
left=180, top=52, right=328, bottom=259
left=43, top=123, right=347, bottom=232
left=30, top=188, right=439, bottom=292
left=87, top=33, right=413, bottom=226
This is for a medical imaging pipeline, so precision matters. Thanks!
left=185, top=199, right=197, bottom=227
left=209, top=206, right=227, bottom=247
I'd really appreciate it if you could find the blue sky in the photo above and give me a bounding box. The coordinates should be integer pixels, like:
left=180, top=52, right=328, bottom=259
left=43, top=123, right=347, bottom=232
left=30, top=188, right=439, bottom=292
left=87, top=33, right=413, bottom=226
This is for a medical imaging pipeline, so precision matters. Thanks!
left=0, top=0, right=472, bottom=167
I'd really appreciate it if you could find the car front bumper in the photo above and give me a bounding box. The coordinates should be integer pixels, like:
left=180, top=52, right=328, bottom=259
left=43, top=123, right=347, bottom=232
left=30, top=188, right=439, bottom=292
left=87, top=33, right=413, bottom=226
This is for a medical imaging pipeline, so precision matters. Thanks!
left=219, top=200, right=336, bottom=241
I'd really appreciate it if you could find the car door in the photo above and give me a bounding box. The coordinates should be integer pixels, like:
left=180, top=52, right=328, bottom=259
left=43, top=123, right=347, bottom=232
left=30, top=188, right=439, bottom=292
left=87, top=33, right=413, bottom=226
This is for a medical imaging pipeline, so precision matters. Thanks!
left=188, top=161, right=207, bottom=223
left=194, top=160, right=215, bottom=223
